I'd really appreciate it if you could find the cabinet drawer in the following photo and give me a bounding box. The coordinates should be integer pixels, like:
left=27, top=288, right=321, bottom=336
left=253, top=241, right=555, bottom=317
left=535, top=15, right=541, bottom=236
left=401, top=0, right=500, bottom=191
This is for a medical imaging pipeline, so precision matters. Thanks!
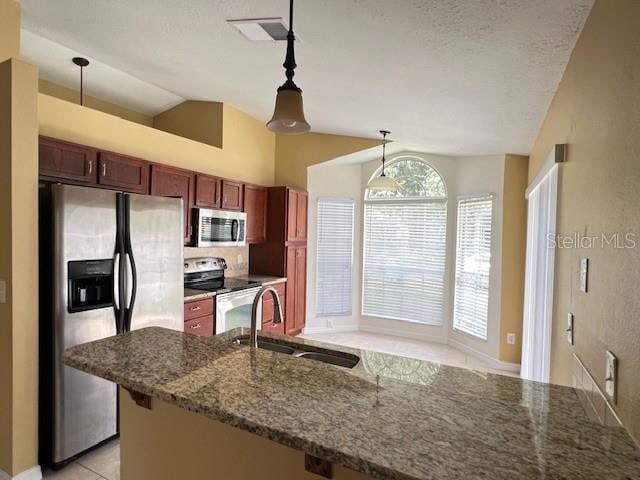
left=184, top=298, right=214, bottom=320
left=184, top=315, right=214, bottom=337
left=261, top=320, right=285, bottom=335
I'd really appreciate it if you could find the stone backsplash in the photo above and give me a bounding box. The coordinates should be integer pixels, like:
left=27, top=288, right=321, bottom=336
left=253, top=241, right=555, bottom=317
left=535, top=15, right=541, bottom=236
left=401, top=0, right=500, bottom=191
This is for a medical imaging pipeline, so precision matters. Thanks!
left=184, top=246, right=249, bottom=277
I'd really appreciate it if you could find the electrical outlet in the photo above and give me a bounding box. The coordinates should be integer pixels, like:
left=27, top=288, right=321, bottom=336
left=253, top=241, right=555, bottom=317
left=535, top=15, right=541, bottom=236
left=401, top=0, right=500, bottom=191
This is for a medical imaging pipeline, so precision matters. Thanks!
left=506, top=333, right=516, bottom=345
left=605, top=350, right=617, bottom=403
left=0, top=279, right=5, bottom=303
left=566, top=312, right=574, bottom=345
left=580, top=258, right=589, bottom=293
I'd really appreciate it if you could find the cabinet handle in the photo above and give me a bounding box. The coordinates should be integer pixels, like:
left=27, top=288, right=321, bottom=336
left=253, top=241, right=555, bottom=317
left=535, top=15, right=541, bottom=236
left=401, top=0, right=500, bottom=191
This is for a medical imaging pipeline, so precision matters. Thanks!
left=189, top=305, right=201, bottom=312
left=190, top=323, right=201, bottom=330
left=102, top=163, right=107, bottom=177
left=88, top=160, right=93, bottom=174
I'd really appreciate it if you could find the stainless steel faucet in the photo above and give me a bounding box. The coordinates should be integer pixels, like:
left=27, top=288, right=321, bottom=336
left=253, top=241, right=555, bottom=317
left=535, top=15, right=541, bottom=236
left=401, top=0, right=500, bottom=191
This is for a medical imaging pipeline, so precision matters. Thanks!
left=250, top=285, right=284, bottom=348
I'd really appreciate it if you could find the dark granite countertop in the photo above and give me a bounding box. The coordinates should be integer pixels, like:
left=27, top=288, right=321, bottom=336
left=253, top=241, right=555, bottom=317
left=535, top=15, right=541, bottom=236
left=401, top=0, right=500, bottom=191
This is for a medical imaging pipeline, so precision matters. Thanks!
left=184, top=276, right=286, bottom=300
left=63, top=327, right=640, bottom=480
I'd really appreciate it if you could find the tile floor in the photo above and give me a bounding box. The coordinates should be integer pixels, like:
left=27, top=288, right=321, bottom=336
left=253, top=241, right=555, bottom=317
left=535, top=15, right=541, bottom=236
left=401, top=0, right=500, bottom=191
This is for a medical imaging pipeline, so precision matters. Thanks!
left=302, top=330, right=519, bottom=377
left=42, top=439, right=120, bottom=480
left=43, top=331, right=518, bottom=479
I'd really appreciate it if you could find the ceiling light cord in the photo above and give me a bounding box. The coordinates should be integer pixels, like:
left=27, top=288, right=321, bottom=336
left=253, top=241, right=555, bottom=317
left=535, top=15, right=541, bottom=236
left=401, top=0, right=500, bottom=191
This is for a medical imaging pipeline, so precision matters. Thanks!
left=280, top=0, right=299, bottom=92
left=380, top=130, right=390, bottom=177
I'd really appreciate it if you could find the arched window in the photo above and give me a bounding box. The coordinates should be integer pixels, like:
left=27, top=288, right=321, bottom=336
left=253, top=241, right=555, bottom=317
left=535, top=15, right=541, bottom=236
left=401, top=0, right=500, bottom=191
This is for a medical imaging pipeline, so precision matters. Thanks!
left=362, top=157, right=447, bottom=325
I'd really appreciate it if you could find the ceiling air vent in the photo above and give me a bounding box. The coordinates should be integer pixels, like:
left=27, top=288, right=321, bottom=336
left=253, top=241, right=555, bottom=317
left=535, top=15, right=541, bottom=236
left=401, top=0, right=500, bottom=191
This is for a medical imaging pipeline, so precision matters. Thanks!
left=227, top=18, right=290, bottom=41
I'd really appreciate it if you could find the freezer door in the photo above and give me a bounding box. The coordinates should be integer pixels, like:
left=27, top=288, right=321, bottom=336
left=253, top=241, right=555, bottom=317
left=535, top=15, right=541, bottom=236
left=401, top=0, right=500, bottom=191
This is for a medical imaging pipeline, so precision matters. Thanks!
left=125, top=193, right=184, bottom=331
left=52, top=185, right=118, bottom=463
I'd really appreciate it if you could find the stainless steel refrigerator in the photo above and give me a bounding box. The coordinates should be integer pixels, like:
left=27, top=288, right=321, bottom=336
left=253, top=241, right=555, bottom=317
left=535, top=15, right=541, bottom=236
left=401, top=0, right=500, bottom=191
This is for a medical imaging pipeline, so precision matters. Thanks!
left=43, top=184, right=184, bottom=466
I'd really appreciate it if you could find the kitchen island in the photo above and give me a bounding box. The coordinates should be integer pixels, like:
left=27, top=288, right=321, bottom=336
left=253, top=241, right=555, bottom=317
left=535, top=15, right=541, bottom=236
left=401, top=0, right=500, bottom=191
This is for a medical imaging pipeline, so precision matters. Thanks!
left=64, top=327, right=640, bottom=480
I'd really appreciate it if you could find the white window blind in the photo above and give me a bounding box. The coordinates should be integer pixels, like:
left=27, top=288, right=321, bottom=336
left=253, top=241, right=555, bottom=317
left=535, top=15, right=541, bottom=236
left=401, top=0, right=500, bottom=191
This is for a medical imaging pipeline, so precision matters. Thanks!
left=453, top=196, right=493, bottom=340
left=316, top=198, right=355, bottom=317
left=362, top=201, right=447, bottom=325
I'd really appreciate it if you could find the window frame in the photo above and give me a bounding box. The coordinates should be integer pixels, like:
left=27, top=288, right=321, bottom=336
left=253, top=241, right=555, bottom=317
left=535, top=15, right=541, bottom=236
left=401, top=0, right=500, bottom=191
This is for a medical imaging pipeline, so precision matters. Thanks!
left=452, top=193, right=494, bottom=341
left=315, top=197, right=355, bottom=318
left=361, top=157, right=448, bottom=326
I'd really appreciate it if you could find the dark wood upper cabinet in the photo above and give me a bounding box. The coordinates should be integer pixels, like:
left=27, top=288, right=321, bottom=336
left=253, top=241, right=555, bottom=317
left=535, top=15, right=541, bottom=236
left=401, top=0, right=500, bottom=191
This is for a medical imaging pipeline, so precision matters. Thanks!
left=97, top=151, right=149, bottom=194
left=221, top=180, right=244, bottom=211
left=195, top=174, right=221, bottom=209
left=286, top=188, right=308, bottom=243
left=39, top=136, right=97, bottom=185
left=150, top=164, right=195, bottom=244
left=244, top=184, right=267, bottom=244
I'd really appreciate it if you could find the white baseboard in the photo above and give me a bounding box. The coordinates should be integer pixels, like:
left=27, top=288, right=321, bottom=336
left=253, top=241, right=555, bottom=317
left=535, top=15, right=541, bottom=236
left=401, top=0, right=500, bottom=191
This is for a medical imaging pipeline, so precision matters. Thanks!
left=302, top=324, right=359, bottom=335
left=448, top=338, right=520, bottom=372
left=0, top=466, right=42, bottom=480
left=359, top=324, right=448, bottom=345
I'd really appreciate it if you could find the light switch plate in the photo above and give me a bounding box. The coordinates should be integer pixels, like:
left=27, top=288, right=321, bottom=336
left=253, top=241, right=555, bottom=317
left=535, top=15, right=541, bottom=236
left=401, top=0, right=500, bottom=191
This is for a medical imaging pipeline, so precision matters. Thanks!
left=566, top=312, right=574, bottom=345
left=506, top=333, right=516, bottom=345
left=0, top=279, right=5, bottom=304
left=580, top=258, right=589, bottom=293
left=605, top=350, right=617, bottom=403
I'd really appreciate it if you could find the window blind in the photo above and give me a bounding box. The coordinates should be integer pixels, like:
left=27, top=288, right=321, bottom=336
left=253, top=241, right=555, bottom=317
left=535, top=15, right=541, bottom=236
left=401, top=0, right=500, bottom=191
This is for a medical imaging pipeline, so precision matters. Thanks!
left=316, top=198, right=355, bottom=317
left=453, top=196, right=493, bottom=340
left=362, top=200, right=447, bottom=325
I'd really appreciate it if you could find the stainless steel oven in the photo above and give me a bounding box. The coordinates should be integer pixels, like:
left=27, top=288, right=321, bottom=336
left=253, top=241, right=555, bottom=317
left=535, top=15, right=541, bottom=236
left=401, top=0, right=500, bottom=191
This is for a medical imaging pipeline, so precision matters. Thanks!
left=194, top=208, right=247, bottom=247
left=216, top=287, right=262, bottom=333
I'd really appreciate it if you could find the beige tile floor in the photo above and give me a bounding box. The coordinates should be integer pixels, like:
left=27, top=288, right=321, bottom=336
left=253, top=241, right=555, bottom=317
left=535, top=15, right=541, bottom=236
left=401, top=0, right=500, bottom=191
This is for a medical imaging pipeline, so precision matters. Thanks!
left=44, top=331, right=518, bottom=479
left=42, top=438, right=120, bottom=480
left=301, top=330, right=520, bottom=377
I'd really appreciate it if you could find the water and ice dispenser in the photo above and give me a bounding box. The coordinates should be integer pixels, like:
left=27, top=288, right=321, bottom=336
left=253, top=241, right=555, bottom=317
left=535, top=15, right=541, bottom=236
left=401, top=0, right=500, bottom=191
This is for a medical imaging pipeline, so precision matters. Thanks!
left=67, top=259, right=114, bottom=313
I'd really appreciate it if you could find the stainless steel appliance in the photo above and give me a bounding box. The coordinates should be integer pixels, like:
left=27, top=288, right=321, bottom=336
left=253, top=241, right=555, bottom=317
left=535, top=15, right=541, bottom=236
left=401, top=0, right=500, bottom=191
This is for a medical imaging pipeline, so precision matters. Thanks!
left=183, top=257, right=261, bottom=333
left=43, top=184, right=184, bottom=466
left=194, top=208, right=247, bottom=247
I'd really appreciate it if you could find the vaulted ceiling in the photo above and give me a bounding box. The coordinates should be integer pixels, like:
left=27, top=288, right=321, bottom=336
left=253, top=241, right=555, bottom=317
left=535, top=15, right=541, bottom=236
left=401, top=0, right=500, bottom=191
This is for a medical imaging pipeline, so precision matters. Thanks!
left=20, top=0, right=592, bottom=155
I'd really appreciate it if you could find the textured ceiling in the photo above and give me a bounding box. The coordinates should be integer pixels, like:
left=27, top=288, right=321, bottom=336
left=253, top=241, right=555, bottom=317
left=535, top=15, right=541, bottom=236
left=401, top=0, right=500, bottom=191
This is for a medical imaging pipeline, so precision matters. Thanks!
left=20, top=0, right=592, bottom=155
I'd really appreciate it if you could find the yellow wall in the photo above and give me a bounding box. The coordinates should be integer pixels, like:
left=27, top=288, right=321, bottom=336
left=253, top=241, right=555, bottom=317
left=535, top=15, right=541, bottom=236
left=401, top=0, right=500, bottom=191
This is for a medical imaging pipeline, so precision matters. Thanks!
left=528, top=0, right=640, bottom=442
left=39, top=79, right=154, bottom=127
left=153, top=100, right=223, bottom=147
left=274, top=133, right=380, bottom=189
left=0, top=58, right=40, bottom=477
left=499, top=154, right=529, bottom=363
left=120, top=391, right=372, bottom=480
left=0, top=1, right=19, bottom=63
left=38, top=94, right=276, bottom=186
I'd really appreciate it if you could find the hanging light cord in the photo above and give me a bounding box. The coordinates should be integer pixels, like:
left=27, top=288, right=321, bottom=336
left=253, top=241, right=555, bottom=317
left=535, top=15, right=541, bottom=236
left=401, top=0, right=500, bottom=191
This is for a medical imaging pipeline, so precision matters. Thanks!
left=280, top=0, right=299, bottom=92
left=380, top=131, right=389, bottom=177
left=80, top=65, right=84, bottom=106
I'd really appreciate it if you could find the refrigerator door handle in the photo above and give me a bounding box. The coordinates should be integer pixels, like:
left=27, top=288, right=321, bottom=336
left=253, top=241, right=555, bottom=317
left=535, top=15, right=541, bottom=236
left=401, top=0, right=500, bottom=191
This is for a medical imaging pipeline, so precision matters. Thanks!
left=123, top=195, right=138, bottom=332
left=113, top=252, right=121, bottom=313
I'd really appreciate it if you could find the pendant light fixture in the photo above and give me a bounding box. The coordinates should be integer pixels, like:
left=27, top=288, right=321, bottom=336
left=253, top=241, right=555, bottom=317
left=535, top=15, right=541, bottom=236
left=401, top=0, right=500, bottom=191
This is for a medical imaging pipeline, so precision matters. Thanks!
left=266, top=0, right=310, bottom=134
left=72, top=57, right=90, bottom=106
left=367, top=130, right=399, bottom=192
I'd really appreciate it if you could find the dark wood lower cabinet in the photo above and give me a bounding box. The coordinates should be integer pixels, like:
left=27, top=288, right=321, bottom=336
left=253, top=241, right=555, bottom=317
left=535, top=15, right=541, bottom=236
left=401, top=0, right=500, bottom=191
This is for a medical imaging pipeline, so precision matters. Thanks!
left=184, top=298, right=215, bottom=337
left=285, top=246, right=306, bottom=336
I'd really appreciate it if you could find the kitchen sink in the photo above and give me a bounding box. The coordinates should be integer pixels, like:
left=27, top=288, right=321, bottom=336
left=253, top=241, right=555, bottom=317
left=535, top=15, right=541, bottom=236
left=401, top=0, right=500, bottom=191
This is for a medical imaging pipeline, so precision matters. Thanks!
left=232, top=336, right=360, bottom=368
left=233, top=338, right=296, bottom=355
left=294, top=351, right=360, bottom=369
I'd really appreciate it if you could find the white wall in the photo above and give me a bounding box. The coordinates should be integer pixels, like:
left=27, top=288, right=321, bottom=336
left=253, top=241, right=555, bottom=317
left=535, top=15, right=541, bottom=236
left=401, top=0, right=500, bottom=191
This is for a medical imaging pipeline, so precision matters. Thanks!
left=305, top=162, right=362, bottom=332
left=305, top=151, right=507, bottom=362
left=450, top=155, right=505, bottom=361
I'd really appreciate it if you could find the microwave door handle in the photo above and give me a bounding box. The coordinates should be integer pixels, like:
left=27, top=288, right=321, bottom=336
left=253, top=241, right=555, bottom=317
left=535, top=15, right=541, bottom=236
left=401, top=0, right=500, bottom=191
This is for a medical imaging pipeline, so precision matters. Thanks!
left=231, top=219, right=239, bottom=241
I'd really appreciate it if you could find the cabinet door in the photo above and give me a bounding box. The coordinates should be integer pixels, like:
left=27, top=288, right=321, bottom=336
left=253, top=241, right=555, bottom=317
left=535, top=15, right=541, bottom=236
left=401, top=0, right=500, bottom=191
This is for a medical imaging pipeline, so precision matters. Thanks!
left=195, top=174, right=221, bottom=209
left=150, top=165, right=195, bottom=244
left=296, top=191, right=308, bottom=241
left=39, top=136, right=97, bottom=185
left=286, top=189, right=299, bottom=242
left=285, top=248, right=297, bottom=335
left=293, top=246, right=307, bottom=333
left=221, top=180, right=244, bottom=211
left=97, top=152, right=149, bottom=194
left=244, top=184, right=267, bottom=244
left=262, top=282, right=286, bottom=325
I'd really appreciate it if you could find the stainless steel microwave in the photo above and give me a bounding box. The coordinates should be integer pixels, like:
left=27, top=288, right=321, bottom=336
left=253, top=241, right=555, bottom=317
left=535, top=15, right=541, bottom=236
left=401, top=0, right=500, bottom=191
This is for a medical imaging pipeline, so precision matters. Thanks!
left=194, top=208, right=247, bottom=247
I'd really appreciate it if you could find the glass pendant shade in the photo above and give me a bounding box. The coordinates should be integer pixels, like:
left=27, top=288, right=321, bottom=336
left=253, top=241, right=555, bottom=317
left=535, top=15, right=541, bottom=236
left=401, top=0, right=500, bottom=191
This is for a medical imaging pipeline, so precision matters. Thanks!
left=267, top=88, right=310, bottom=134
left=367, top=173, right=399, bottom=191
